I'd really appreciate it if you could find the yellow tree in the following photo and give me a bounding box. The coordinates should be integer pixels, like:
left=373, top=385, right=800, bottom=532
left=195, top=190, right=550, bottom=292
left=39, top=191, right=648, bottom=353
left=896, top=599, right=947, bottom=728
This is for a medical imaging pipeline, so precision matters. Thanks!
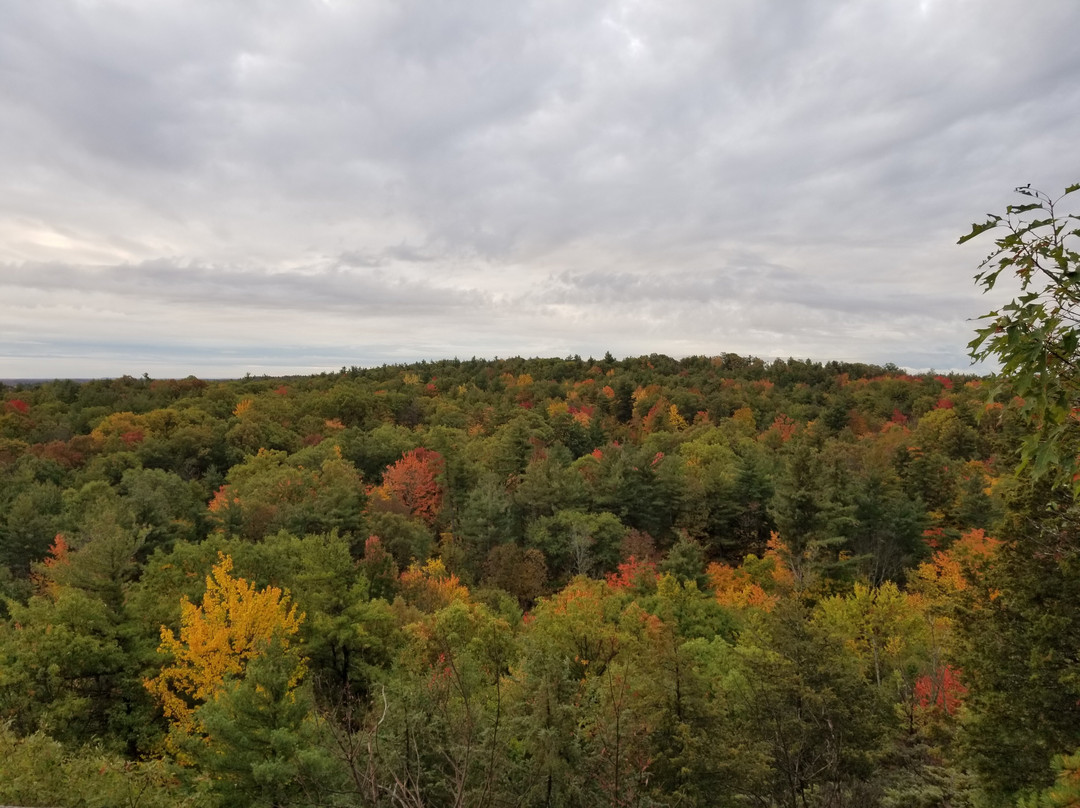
left=145, top=554, right=304, bottom=735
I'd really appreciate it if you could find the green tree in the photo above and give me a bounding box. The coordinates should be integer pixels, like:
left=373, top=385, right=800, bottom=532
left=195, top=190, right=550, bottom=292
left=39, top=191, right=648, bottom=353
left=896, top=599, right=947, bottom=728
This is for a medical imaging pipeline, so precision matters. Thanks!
left=1018, top=749, right=1080, bottom=808
left=459, top=473, right=520, bottom=561
left=957, top=184, right=1080, bottom=802
left=515, top=445, right=587, bottom=522
left=0, top=529, right=158, bottom=752
left=769, top=442, right=856, bottom=592
left=0, top=587, right=150, bottom=750
left=731, top=599, right=893, bottom=808
left=961, top=183, right=1080, bottom=491
left=526, top=510, right=626, bottom=581
left=355, top=599, right=516, bottom=808
left=659, top=532, right=709, bottom=590
left=506, top=579, right=621, bottom=808
left=0, top=723, right=181, bottom=808
left=951, top=508, right=1080, bottom=802
left=628, top=577, right=747, bottom=805
left=209, top=446, right=366, bottom=542
left=234, top=531, right=401, bottom=697
left=849, top=472, right=925, bottom=586
left=180, top=636, right=334, bottom=808
left=119, top=466, right=206, bottom=550
left=0, top=480, right=63, bottom=574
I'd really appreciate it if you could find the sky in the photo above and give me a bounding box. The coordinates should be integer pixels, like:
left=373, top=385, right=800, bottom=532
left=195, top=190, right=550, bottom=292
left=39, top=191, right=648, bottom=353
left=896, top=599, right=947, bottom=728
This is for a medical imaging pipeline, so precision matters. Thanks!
left=2, top=0, right=1079, bottom=380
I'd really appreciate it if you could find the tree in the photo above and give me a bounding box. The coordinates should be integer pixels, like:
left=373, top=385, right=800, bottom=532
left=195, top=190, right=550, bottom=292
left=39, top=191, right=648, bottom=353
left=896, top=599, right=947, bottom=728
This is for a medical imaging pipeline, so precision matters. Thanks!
left=769, top=441, right=856, bottom=591
left=813, top=582, right=931, bottom=713
left=659, top=532, right=708, bottom=590
left=506, top=578, right=620, bottom=807
left=0, top=587, right=143, bottom=749
left=483, top=543, right=548, bottom=609
left=1019, top=749, right=1080, bottom=808
left=459, top=473, right=519, bottom=562
left=238, top=530, right=401, bottom=698
left=959, top=184, right=1080, bottom=801
left=0, top=480, right=63, bottom=574
left=398, top=557, right=469, bottom=613
left=950, top=518, right=1080, bottom=801
left=119, top=466, right=206, bottom=550
left=526, top=510, right=626, bottom=581
left=208, top=446, right=366, bottom=542
left=145, top=554, right=303, bottom=739
left=375, top=599, right=516, bottom=808
left=180, top=636, right=333, bottom=808
left=627, top=577, right=745, bottom=805
left=0, top=723, right=179, bottom=808
left=961, top=183, right=1080, bottom=491
left=731, top=599, right=893, bottom=808
left=376, top=447, right=446, bottom=528
left=0, top=531, right=158, bottom=752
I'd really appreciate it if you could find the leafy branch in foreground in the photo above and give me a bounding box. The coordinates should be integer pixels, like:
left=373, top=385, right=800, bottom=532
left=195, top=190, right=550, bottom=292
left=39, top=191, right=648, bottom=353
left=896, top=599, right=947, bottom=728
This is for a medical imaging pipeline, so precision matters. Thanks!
left=961, top=182, right=1080, bottom=490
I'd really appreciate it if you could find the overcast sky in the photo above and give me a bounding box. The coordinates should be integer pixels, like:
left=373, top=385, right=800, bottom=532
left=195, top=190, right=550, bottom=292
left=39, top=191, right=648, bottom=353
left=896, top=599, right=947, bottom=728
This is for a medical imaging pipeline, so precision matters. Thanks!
left=2, top=0, right=1078, bottom=379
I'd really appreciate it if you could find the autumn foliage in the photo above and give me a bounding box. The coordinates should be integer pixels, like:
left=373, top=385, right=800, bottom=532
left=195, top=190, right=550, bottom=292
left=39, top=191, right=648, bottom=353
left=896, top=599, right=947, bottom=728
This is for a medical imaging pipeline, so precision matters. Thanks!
left=373, top=447, right=445, bottom=526
left=914, top=665, right=967, bottom=716
left=605, top=555, right=658, bottom=594
left=145, top=554, right=303, bottom=734
left=914, top=528, right=1001, bottom=594
left=0, top=351, right=1068, bottom=806
left=707, top=535, right=794, bottom=611
left=398, top=557, right=468, bottom=612
left=30, top=534, right=71, bottom=598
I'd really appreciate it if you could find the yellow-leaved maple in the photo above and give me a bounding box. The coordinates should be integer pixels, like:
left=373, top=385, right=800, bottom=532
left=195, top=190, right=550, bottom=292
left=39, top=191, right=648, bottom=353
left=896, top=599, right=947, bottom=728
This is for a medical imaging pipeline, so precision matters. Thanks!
left=145, top=554, right=303, bottom=733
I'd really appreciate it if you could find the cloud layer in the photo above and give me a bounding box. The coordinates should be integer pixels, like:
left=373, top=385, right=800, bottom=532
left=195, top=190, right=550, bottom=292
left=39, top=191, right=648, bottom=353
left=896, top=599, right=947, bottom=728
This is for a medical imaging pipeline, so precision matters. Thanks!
left=2, top=0, right=1078, bottom=377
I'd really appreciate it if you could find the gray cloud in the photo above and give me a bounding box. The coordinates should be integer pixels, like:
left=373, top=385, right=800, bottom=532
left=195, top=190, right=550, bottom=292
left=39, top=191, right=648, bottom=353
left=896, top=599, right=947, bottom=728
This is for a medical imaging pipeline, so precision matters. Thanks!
left=1, top=0, right=1077, bottom=377
left=1, top=259, right=483, bottom=314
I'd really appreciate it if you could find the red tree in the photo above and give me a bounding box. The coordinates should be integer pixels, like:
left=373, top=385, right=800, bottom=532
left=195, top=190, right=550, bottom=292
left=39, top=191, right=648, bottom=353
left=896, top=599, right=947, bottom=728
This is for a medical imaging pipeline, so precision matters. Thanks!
left=378, top=448, right=445, bottom=526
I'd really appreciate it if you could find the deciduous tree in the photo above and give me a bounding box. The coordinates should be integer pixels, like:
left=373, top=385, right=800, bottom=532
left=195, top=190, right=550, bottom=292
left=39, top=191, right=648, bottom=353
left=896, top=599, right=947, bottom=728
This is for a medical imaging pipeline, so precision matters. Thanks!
left=145, top=554, right=303, bottom=738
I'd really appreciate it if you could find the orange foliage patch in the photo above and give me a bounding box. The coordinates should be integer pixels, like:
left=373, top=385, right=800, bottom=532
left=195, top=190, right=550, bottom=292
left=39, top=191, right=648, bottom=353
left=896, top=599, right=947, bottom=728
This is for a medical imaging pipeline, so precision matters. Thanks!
left=377, top=447, right=445, bottom=527
left=914, top=665, right=967, bottom=715
left=605, top=555, right=658, bottom=593
left=706, top=536, right=793, bottom=611
left=398, top=558, right=468, bottom=612
left=915, top=529, right=1001, bottom=593
left=207, top=485, right=239, bottom=514
left=766, top=414, right=798, bottom=443
left=31, top=535, right=70, bottom=598
left=707, top=562, right=777, bottom=610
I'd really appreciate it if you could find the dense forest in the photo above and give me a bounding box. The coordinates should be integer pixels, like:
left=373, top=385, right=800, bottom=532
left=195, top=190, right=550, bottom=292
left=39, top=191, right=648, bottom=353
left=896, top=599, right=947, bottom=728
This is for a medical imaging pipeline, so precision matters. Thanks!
left=2, top=187, right=1080, bottom=807
left=0, top=352, right=1065, bottom=808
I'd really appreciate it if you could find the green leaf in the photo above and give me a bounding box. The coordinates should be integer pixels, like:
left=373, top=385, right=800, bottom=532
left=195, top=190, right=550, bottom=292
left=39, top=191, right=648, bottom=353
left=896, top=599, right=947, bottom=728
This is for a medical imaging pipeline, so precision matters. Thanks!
left=958, top=218, right=1001, bottom=244
left=1006, top=203, right=1043, bottom=215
